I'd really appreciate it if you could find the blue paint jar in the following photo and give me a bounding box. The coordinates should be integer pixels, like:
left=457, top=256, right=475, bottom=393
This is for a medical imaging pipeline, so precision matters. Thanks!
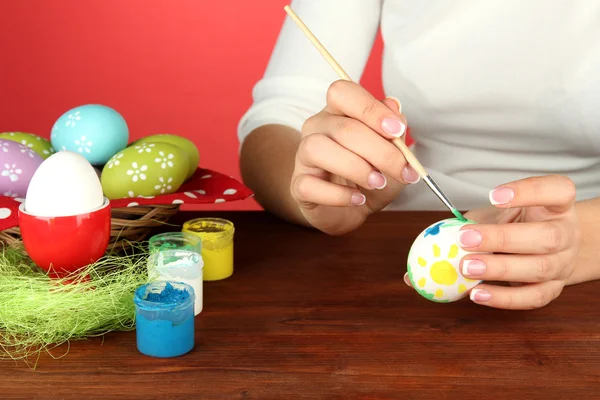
left=134, top=281, right=195, bottom=358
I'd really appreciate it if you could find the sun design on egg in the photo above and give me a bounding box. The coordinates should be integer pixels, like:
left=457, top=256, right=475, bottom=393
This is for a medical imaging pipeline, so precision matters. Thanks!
left=413, top=242, right=475, bottom=300
left=407, top=218, right=480, bottom=303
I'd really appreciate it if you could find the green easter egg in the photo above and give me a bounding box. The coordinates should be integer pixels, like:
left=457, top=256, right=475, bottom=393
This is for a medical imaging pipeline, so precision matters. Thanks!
left=0, top=132, right=55, bottom=159
left=135, top=134, right=199, bottom=179
left=101, top=142, right=188, bottom=199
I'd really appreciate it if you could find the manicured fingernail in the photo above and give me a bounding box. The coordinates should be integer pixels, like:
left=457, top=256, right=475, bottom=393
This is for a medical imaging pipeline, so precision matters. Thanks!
left=368, top=171, right=387, bottom=189
left=458, top=229, right=482, bottom=247
left=489, top=187, right=515, bottom=205
left=462, top=259, right=486, bottom=276
left=386, top=96, right=402, bottom=113
left=381, top=117, right=406, bottom=137
left=351, top=192, right=366, bottom=206
left=403, top=272, right=412, bottom=287
left=470, top=289, right=491, bottom=302
left=401, top=166, right=420, bottom=184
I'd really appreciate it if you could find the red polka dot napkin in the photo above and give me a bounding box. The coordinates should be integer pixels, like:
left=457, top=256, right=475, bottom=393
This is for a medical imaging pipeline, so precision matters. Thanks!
left=0, top=168, right=253, bottom=231
left=0, top=196, right=19, bottom=230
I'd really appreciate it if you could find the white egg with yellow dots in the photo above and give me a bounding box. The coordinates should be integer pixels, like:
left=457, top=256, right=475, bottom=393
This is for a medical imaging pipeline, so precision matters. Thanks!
left=407, top=218, right=484, bottom=302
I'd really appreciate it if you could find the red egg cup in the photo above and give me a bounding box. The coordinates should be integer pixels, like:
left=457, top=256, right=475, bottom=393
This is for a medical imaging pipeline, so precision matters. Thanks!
left=18, top=198, right=111, bottom=281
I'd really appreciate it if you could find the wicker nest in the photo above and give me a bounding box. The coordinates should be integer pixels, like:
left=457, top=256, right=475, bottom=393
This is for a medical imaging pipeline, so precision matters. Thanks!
left=0, top=204, right=180, bottom=249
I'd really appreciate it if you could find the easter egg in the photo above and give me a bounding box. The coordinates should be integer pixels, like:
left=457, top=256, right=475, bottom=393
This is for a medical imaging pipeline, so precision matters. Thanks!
left=25, top=151, right=105, bottom=217
left=406, top=218, right=484, bottom=303
left=0, top=138, right=44, bottom=198
left=101, top=142, right=188, bottom=199
left=0, top=132, right=55, bottom=159
left=50, top=104, right=129, bottom=165
left=135, top=134, right=199, bottom=179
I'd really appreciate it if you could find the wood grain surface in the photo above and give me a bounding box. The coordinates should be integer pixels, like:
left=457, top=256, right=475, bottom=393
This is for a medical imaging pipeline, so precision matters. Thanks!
left=1, top=211, right=599, bottom=399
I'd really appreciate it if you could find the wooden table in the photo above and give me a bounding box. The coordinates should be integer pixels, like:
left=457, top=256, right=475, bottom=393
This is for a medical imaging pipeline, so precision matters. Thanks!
left=2, top=211, right=600, bottom=399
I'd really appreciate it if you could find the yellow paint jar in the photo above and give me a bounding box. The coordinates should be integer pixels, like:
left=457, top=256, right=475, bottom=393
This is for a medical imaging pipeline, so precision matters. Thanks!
left=182, top=218, right=234, bottom=281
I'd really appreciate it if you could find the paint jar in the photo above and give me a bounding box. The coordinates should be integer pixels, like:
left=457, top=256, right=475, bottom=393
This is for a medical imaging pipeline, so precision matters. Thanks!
left=182, top=218, right=234, bottom=281
left=134, top=281, right=195, bottom=358
left=148, top=232, right=203, bottom=315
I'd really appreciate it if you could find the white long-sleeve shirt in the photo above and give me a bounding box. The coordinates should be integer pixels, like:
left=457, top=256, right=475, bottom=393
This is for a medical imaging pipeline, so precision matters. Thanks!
left=238, top=0, right=600, bottom=211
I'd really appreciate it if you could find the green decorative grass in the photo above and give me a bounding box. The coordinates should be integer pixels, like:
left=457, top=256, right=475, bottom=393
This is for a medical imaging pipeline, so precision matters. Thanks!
left=0, top=242, right=152, bottom=367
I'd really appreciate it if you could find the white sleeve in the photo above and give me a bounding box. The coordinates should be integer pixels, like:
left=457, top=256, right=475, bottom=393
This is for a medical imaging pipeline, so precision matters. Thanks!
left=237, top=0, right=382, bottom=147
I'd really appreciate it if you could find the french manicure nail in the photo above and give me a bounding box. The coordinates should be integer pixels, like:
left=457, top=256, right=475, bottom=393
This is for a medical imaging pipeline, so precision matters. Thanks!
left=368, top=171, right=387, bottom=189
left=403, top=272, right=412, bottom=287
left=458, top=229, right=482, bottom=247
left=351, top=192, right=366, bottom=206
left=489, top=187, right=515, bottom=205
left=386, top=96, right=402, bottom=113
left=381, top=117, right=406, bottom=137
left=470, top=289, right=491, bottom=302
left=401, top=166, right=420, bottom=184
left=462, top=259, right=486, bottom=276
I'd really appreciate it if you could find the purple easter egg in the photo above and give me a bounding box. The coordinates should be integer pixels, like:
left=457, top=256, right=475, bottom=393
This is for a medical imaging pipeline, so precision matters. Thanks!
left=0, top=138, right=44, bottom=198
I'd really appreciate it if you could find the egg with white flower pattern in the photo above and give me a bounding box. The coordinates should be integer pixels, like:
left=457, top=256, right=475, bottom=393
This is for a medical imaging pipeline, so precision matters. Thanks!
left=50, top=104, right=129, bottom=165
left=0, top=138, right=44, bottom=198
left=0, top=132, right=55, bottom=159
left=134, top=134, right=200, bottom=179
left=407, top=218, right=485, bottom=303
left=100, top=142, right=188, bottom=199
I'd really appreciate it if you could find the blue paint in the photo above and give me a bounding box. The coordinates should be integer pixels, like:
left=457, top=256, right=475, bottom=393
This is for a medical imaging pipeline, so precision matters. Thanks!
left=424, top=222, right=444, bottom=237
left=145, top=281, right=191, bottom=303
left=134, top=281, right=195, bottom=358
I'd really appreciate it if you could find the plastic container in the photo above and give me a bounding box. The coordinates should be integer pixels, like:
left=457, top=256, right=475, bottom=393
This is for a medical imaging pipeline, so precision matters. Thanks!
left=182, top=218, right=234, bottom=281
left=148, top=232, right=203, bottom=315
left=134, top=281, right=195, bottom=358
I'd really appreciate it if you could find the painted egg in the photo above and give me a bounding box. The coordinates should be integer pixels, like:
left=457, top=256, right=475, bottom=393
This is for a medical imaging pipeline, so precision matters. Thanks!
left=50, top=104, right=129, bottom=166
left=25, top=151, right=104, bottom=217
left=0, top=132, right=55, bottom=159
left=406, top=218, right=484, bottom=303
left=101, top=142, right=188, bottom=199
left=134, top=134, right=200, bottom=179
left=0, top=138, right=44, bottom=198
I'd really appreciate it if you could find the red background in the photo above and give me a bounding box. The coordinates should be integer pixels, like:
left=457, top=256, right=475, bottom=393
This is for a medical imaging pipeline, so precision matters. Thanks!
left=0, top=0, right=385, bottom=210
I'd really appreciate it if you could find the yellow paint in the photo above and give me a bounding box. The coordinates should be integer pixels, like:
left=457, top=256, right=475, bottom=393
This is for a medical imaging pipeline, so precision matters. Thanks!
left=182, top=218, right=235, bottom=281
left=448, top=244, right=458, bottom=259
left=430, top=260, right=458, bottom=285
left=414, top=236, right=471, bottom=301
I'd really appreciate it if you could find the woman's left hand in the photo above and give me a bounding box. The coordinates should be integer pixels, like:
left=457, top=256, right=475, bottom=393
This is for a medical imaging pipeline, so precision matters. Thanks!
left=407, top=174, right=582, bottom=310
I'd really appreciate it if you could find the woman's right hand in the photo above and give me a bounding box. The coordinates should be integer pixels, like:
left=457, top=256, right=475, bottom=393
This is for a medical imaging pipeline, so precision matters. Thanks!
left=290, top=80, right=420, bottom=235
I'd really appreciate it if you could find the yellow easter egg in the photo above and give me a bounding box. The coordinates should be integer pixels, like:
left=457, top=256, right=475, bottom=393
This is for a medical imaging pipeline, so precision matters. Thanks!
left=0, top=132, right=55, bottom=159
left=406, top=218, right=484, bottom=302
left=135, top=134, right=199, bottom=179
left=101, top=142, right=188, bottom=199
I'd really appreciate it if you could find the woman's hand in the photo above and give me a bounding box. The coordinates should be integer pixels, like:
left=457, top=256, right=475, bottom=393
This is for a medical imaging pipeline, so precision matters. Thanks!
left=290, top=80, right=419, bottom=235
left=405, top=174, right=581, bottom=310
left=461, top=175, right=580, bottom=309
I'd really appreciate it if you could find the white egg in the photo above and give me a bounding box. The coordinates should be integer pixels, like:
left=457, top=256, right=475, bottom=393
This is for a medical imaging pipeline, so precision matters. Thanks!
left=25, top=151, right=105, bottom=217
left=406, top=218, right=484, bottom=303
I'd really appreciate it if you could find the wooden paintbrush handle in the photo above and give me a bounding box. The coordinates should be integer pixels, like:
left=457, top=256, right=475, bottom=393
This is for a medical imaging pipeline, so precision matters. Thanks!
left=391, top=138, right=427, bottom=178
left=284, top=5, right=428, bottom=180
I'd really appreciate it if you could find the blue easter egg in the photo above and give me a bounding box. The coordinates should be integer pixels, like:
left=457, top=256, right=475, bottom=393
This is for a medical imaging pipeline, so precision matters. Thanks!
left=50, top=104, right=129, bottom=165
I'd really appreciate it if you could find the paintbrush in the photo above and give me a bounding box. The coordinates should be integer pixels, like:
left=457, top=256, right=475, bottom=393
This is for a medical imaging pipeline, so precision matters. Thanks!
left=283, top=5, right=466, bottom=221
